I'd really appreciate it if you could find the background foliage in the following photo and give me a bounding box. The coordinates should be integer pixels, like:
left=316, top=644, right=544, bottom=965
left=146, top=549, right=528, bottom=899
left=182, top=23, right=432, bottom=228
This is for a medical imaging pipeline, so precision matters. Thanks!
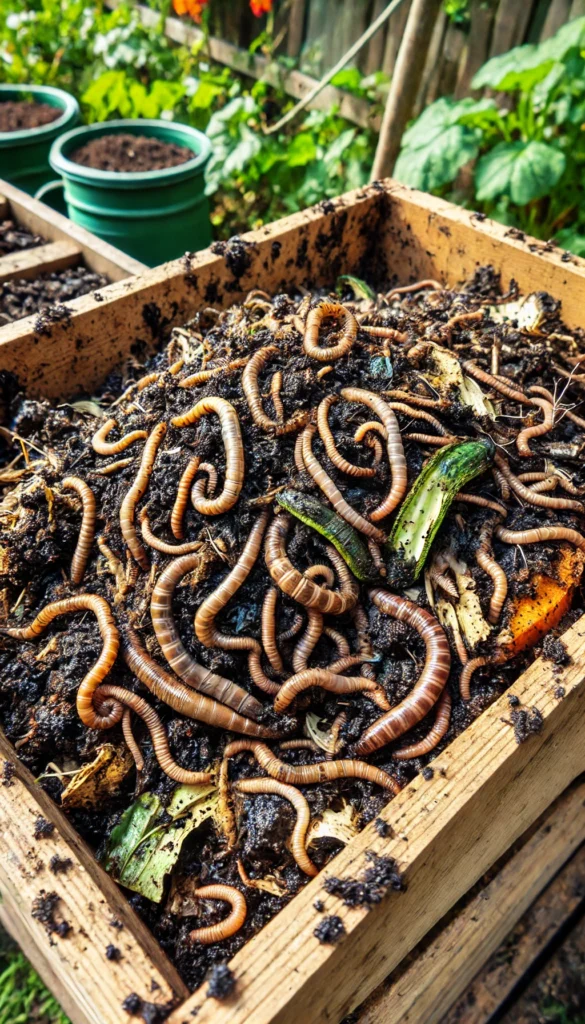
left=0, top=0, right=381, bottom=237
left=394, top=16, right=585, bottom=253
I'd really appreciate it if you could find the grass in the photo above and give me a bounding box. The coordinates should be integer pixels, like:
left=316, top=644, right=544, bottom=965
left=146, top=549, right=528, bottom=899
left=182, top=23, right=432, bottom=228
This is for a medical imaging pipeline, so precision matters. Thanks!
left=0, top=931, right=70, bottom=1024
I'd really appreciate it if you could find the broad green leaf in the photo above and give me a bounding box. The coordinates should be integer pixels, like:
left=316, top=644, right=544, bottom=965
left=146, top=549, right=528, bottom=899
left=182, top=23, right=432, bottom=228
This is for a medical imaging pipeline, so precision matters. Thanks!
left=472, top=45, right=555, bottom=92
left=395, top=123, right=480, bottom=192
left=475, top=141, right=566, bottom=205
left=286, top=131, right=318, bottom=167
left=556, top=227, right=585, bottom=257
left=102, top=783, right=217, bottom=902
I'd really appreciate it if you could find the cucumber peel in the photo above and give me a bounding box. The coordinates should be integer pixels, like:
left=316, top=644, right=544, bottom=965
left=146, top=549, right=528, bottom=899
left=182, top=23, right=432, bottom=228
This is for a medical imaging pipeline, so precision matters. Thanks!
left=276, top=489, right=380, bottom=581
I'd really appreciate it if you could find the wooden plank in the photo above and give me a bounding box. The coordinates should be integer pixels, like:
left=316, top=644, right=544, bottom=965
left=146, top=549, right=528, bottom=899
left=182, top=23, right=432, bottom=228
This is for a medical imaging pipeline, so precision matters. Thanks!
left=169, top=612, right=585, bottom=1024
left=364, top=0, right=388, bottom=73
left=443, top=835, right=585, bottom=1023
left=0, top=194, right=8, bottom=221
left=0, top=178, right=146, bottom=282
left=287, top=0, right=307, bottom=58
left=0, top=730, right=188, bottom=1024
left=571, top=0, right=585, bottom=17
left=489, top=0, right=535, bottom=57
left=0, top=240, right=81, bottom=284
left=104, top=0, right=379, bottom=131
left=356, top=781, right=585, bottom=1024
left=413, top=9, right=446, bottom=115
left=435, top=21, right=466, bottom=98
left=382, top=0, right=411, bottom=77
left=455, top=0, right=497, bottom=97
left=541, top=0, right=572, bottom=39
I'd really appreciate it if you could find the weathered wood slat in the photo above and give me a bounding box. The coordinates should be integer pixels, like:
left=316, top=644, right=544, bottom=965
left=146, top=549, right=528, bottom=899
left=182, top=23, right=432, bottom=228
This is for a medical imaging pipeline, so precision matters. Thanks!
left=443, top=831, right=585, bottom=1023
left=0, top=178, right=145, bottom=282
left=356, top=780, right=585, bottom=1024
left=169, top=613, right=585, bottom=1024
left=0, top=240, right=81, bottom=284
left=0, top=730, right=189, bottom=1024
left=0, top=194, right=8, bottom=221
left=287, top=0, right=307, bottom=58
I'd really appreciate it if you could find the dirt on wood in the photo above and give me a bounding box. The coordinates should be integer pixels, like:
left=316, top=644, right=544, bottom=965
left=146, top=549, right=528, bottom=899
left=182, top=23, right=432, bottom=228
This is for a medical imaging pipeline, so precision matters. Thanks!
left=69, top=133, right=194, bottom=173
left=0, top=266, right=108, bottom=325
left=0, top=100, right=61, bottom=133
left=0, top=219, right=44, bottom=257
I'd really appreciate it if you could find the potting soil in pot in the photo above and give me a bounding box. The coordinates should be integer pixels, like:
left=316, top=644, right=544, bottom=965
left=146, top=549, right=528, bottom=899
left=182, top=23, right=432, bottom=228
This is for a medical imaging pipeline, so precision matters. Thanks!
left=69, top=132, right=194, bottom=172
left=0, top=101, right=62, bottom=133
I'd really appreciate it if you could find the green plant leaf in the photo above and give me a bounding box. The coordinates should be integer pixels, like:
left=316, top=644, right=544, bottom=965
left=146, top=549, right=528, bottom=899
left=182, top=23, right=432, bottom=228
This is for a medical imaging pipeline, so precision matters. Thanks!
left=336, top=274, right=375, bottom=300
left=472, top=44, right=555, bottom=92
left=102, top=783, right=217, bottom=902
left=395, top=122, right=480, bottom=192
left=555, top=226, right=585, bottom=257
left=475, top=140, right=566, bottom=205
left=287, top=131, right=318, bottom=167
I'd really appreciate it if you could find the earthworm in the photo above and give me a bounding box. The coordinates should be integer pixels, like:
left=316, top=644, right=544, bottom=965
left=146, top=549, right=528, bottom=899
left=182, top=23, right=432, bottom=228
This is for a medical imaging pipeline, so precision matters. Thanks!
left=493, top=467, right=511, bottom=500
left=386, top=279, right=442, bottom=301
left=358, top=428, right=383, bottom=465
left=62, top=477, right=96, bottom=585
left=304, top=300, right=357, bottom=362
left=393, top=687, right=452, bottom=760
left=224, top=740, right=399, bottom=792
left=97, top=536, right=128, bottom=605
left=292, top=609, right=323, bottom=672
left=529, top=478, right=559, bottom=493
left=139, top=508, right=202, bottom=555
left=428, top=556, right=458, bottom=600
left=188, top=885, right=247, bottom=944
left=301, top=424, right=386, bottom=541
left=235, top=778, right=318, bottom=875
left=324, top=626, right=351, bottom=660
left=459, top=653, right=506, bottom=700
left=273, top=667, right=389, bottom=714
left=317, top=395, right=376, bottom=478
left=352, top=603, right=376, bottom=679
left=353, top=589, right=451, bottom=756
left=294, top=432, right=305, bottom=473
left=278, top=738, right=319, bottom=752
left=194, top=512, right=279, bottom=696
left=476, top=521, right=507, bottom=624
left=121, top=709, right=144, bottom=772
left=261, top=587, right=284, bottom=674
left=360, top=325, right=408, bottom=342
left=122, top=626, right=277, bottom=737
left=179, top=356, right=248, bottom=389
left=387, top=402, right=453, bottom=437
left=316, top=365, right=333, bottom=379
left=442, top=309, right=483, bottom=339
left=150, top=554, right=264, bottom=718
left=171, top=456, right=200, bottom=538
left=404, top=433, right=453, bottom=447
left=96, top=684, right=212, bottom=784
left=270, top=370, right=284, bottom=421
left=242, top=346, right=308, bottom=435
left=340, top=388, right=408, bottom=519
left=91, top=418, right=147, bottom=455
left=493, top=454, right=583, bottom=512
left=516, top=398, right=555, bottom=457
left=529, top=383, right=585, bottom=432
left=278, top=612, right=304, bottom=642
left=328, top=710, right=348, bottom=757
left=1, top=596, right=119, bottom=730
left=495, top=524, right=585, bottom=552
left=383, top=389, right=448, bottom=409
left=190, top=462, right=218, bottom=509
left=172, top=397, right=244, bottom=515
left=119, top=422, right=167, bottom=570
left=461, top=362, right=530, bottom=404
left=94, top=457, right=134, bottom=476
left=454, top=492, right=507, bottom=516
left=305, top=563, right=336, bottom=586
left=518, top=471, right=583, bottom=496
left=265, top=513, right=359, bottom=615
left=218, top=755, right=237, bottom=850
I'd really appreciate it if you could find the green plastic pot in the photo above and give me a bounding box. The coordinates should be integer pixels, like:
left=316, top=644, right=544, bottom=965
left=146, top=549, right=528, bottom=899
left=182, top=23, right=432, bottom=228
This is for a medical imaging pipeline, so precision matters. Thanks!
left=49, top=120, right=212, bottom=267
left=0, top=85, right=79, bottom=194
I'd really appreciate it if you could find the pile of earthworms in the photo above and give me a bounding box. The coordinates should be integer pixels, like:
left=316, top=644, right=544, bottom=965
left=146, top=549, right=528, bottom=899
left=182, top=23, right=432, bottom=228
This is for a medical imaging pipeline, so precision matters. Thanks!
left=1, top=267, right=584, bottom=971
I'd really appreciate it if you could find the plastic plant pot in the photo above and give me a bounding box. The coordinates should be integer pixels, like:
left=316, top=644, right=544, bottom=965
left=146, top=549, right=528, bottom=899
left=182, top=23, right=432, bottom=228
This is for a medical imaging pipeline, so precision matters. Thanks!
left=49, top=119, right=213, bottom=267
left=0, top=84, right=79, bottom=195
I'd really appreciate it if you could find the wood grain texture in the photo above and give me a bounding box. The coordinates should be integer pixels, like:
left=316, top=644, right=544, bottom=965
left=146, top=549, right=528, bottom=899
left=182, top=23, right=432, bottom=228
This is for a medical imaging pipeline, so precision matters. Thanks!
left=0, top=240, right=81, bottom=284
left=0, top=178, right=145, bottom=281
left=169, top=613, right=585, bottom=1024
left=443, top=834, right=585, bottom=1023
left=356, top=780, right=585, bottom=1024
left=0, top=729, right=188, bottom=1024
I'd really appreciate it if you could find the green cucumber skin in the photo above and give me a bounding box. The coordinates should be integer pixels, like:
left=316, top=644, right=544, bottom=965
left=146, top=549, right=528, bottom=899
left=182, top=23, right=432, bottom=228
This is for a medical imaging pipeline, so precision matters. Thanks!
left=385, top=439, right=495, bottom=585
left=276, top=490, right=379, bottom=582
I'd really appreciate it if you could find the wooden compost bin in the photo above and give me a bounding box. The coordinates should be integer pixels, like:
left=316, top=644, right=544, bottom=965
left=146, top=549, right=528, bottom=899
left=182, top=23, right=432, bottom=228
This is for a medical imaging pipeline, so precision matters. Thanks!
left=1, top=180, right=585, bottom=1024
left=0, top=177, right=145, bottom=308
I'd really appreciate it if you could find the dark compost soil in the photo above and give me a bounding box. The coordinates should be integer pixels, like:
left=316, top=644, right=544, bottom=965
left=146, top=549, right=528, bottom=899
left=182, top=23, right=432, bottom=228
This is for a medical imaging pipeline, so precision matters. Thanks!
left=0, top=219, right=45, bottom=257
left=0, top=266, right=583, bottom=992
left=0, top=266, right=108, bottom=326
left=69, top=133, right=194, bottom=173
left=0, top=101, right=61, bottom=133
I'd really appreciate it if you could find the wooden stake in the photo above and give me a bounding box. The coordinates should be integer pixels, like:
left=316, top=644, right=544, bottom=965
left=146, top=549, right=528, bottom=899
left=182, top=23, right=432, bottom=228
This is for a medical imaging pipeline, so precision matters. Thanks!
left=371, top=0, right=442, bottom=180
